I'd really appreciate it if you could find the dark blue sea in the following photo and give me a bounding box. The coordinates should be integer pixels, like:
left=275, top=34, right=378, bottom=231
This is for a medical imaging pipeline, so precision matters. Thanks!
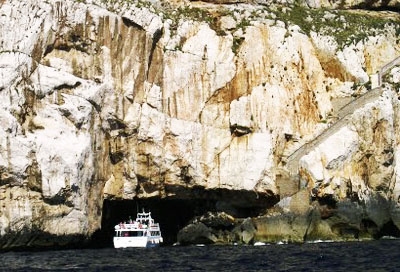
left=1, top=239, right=399, bottom=271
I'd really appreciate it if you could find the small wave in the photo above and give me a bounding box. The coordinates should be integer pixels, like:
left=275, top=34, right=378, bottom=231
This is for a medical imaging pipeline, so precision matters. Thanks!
left=381, top=236, right=399, bottom=240
left=306, top=240, right=335, bottom=244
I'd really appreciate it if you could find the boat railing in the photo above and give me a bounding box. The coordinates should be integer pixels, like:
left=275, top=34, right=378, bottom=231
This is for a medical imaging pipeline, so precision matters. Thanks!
left=149, top=224, right=160, bottom=230
left=115, top=222, right=160, bottom=230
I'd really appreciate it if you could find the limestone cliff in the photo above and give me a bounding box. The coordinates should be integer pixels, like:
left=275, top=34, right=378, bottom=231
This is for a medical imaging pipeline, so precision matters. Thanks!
left=0, top=0, right=400, bottom=248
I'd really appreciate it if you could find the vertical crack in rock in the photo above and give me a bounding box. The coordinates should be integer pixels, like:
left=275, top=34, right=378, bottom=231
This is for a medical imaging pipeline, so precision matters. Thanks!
left=147, top=28, right=163, bottom=79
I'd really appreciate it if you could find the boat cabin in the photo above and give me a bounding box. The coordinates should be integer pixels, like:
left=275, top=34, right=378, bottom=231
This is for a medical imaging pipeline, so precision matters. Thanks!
left=113, top=210, right=163, bottom=248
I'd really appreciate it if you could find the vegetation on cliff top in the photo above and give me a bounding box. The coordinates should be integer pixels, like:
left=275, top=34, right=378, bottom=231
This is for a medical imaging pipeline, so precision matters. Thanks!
left=90, top=0, right=400, bottom=51
left=269, top=5, right=400, bottom=47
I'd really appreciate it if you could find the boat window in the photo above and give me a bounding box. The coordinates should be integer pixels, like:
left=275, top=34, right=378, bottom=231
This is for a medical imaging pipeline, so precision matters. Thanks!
left=119, top=231, right=147, bottom=237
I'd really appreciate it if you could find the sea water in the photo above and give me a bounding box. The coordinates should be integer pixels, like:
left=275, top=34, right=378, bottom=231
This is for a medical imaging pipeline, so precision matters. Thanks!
left=1, top=239, right=399, bottom=271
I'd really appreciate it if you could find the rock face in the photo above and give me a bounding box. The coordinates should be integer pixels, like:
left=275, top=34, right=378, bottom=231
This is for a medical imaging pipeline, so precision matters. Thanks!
left=177, top=212, right=236, bottom=245
left=0, top=0, right=400, bottom=248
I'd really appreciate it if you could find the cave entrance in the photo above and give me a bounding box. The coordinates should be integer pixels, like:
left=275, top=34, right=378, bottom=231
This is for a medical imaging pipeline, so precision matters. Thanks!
left=92, top=198, right=216, bottom=247
left=91, top=189, right=278, bottom=247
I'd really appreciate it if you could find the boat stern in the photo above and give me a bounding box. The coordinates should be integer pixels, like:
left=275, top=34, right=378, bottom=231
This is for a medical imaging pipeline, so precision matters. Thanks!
left=113, top=236, right=148, bottom=248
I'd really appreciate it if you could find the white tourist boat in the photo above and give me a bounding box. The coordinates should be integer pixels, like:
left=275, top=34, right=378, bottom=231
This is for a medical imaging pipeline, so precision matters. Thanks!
left=113, top=211, right=163, bottom=248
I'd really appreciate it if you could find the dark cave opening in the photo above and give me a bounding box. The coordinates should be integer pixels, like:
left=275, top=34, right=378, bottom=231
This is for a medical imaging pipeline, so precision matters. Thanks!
left=90, top=189, right=277, bottom=247
left=93, top=198, right=215, bottom=247
left=375, top=220, right=400, bottom=239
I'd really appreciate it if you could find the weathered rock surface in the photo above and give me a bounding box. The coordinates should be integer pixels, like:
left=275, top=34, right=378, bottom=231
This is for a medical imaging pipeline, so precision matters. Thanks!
left=0, top=0, right=400, bottom=248
left=177, top=212, right=236, bottom=245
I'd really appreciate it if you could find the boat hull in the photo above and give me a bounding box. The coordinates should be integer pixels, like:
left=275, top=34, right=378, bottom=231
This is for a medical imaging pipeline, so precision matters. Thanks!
left=113, top=236, right=162, bottom=248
